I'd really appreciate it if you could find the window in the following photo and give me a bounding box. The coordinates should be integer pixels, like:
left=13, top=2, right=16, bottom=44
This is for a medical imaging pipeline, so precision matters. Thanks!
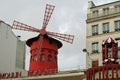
left=92, top=25, right=98, bottom=36
left=115, top=38, right=120, bottom=49
left=33, top=54, right=38, bottom=61
left=93, top=10, right=98, bottom=18
left=92, top=60, right=98, bottom=67
left=48, top=55, right=52, bottom=61
left=108, top=48, right=112, bottom=57
left=103, top=23, right=109, bottom=33
left=103, top=8, right=109, bottom=15
left=40, top=54, right=45, bottom=61
left=115, top=5, right=120, bottom=12
left=115, top=20, right=120, bottom=31
left=92, top=42, right=98, bottom=53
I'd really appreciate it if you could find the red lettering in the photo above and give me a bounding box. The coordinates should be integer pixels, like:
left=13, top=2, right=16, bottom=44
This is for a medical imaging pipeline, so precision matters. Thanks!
left=0, top=74, right=2, bottom=79
left=6, top=73, right=11, bottom=78
left=27, top=69, right=58, bottom=77
left=2, top=73, right=7, bottom=78
left=32, top=70, right=38, bottom=76
left=42, top=69, right=50, bottom=75
left=52, top=69, right=57, bottom=74
left=49, top=69, right=55, bottom=74
left=0, top=72, right=21, bottom=79
left=15, top=72, right=21, bottom=77
left=28, top=71, right=33, bottom=77
left=38, top=70, right=42, bottom=76
left=10, top=72, right=14, bottom=78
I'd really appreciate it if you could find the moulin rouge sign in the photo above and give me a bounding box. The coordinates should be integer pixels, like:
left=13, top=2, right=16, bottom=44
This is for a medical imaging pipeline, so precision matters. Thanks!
left=0, top=72, right=22, bottom=79
left=0, top=69, right=57, bottom=79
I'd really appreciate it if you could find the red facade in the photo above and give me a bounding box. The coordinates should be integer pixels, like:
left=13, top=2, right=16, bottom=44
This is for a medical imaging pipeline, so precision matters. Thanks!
left=87, top=64, right=120, bottom=80
left=26, top=35, right=62, bottom=75
left=102, top=37, right=118, bottom=65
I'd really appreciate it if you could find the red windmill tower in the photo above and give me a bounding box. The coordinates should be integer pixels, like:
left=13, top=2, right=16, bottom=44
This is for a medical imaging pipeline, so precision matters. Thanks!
left=12, top=4, right=74, bottom=76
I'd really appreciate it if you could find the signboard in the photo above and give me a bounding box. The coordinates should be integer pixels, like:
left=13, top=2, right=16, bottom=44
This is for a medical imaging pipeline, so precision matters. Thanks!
left=0, top=72, right=21, bottom=79
left=0, top=69, right=57, bottom=79
left=28, top=69, right=57, bottom=76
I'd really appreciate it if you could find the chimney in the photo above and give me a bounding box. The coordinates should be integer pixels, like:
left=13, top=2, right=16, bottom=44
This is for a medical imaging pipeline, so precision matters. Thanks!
left=88, top=0, right=95, bottom=8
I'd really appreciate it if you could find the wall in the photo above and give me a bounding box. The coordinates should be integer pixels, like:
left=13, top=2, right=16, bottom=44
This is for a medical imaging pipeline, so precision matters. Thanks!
left=16, top=39, right=26, bottom=70
left=0, top=21, right=17, bottom=72
left=0, top=20, right=26, bottom=73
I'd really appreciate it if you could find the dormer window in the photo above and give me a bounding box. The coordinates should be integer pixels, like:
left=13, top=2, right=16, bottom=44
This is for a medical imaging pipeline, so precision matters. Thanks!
left=103, top=8, right=109, bottom=15
left=93, top=10, right=98, bottom=18
left=115, top=5, right=120, bottom=12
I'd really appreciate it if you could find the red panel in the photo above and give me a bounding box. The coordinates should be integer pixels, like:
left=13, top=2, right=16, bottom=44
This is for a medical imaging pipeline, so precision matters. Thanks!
left=87, top=64, right=120, bottom=80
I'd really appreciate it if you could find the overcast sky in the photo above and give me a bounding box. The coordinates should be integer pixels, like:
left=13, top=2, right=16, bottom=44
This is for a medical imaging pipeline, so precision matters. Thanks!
left=0, top=0, right=118, bottom=71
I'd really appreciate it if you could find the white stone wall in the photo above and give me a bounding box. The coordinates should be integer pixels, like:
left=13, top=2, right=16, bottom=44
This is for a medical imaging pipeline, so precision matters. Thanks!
left=0, top=21, right=17, bottom=72
left=0, top=20, right=26, bottom=73
left=16, top=39, right=26, bottom=70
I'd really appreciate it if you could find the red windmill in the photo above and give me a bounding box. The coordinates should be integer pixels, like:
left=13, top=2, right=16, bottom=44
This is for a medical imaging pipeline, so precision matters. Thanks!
left=12, top=4, right=74, bottom=76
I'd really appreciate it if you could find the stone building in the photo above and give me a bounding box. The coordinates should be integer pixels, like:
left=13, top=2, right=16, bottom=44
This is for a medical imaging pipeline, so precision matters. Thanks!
left=86, top=0, right=120, bottom=80
left=86, top=0, right=120, bottom=69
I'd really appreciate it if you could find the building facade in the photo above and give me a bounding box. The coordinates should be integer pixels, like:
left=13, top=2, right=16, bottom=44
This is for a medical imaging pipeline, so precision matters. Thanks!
left=0, top=20, right=26, bottom=76
left=86, top=0, right=120, bottom=69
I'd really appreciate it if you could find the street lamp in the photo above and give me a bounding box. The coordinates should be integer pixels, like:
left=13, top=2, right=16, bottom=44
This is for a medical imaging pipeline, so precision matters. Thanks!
left=82, top=48, right=92, bottom=69
left=82, top=48, right=89, bottom=56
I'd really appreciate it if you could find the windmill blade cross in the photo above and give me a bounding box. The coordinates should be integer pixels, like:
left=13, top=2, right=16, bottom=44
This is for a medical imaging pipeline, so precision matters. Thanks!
left=47, top=31, right=74, bottom=44
left=12, top=4, right=75, bottom=45
left=12, top=20, right=40, bottom=33
left=42, top=4, right=55, bottom=29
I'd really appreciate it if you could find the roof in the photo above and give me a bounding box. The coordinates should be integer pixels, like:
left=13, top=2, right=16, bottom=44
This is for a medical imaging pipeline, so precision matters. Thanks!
left=90, top=0, right=120, bottom=9
left=104, top=37, right=115, bottom=44
left=102, top=37, right=117, bottom=48
left=26, top=34, right=63, bottom=49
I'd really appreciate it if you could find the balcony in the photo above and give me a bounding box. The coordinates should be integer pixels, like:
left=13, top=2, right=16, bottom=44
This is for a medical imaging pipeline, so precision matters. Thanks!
left=87, top=8, right=120, bottom=20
